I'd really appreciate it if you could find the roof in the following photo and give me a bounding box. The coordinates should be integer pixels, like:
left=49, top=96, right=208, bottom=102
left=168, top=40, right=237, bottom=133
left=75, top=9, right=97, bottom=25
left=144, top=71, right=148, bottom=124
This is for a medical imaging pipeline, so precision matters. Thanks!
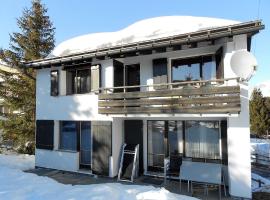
left=24, top=16, right=264, bottom=68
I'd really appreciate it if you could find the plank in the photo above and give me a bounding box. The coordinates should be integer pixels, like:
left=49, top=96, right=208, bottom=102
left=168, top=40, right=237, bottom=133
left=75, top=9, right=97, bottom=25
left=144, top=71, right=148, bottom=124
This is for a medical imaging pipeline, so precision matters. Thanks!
left=98, top=95, right=240, bottom=107
left=98, top=86, right=240, bottom=100
left=98, top=104, right=241, bottom=114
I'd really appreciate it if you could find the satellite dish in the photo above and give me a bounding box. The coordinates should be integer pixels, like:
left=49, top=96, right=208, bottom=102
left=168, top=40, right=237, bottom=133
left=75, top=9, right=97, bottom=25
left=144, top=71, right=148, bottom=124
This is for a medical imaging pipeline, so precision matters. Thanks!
left=230, top=50, right=257, bottom=81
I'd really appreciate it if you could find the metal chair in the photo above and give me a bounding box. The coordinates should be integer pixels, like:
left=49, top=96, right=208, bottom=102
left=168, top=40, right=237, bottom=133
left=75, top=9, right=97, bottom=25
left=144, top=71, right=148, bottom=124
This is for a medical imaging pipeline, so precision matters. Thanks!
left=164, top=154, right=182, bottom=184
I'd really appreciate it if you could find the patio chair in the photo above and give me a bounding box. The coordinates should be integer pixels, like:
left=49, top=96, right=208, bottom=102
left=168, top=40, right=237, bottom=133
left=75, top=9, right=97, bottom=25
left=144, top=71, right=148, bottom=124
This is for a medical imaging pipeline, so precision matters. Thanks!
left=164, top=153, right=182, bottom=184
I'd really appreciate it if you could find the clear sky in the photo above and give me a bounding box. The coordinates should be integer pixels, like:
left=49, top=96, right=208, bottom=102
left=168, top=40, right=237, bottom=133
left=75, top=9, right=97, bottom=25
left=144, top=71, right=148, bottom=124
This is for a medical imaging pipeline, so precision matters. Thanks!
left=0, top=0, right=269, bottom=87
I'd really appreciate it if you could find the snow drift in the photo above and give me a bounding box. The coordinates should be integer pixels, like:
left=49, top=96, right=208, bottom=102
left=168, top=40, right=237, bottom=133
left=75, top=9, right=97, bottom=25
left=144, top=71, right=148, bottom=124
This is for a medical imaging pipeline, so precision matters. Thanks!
left=50, top=16, right=239, bottom=57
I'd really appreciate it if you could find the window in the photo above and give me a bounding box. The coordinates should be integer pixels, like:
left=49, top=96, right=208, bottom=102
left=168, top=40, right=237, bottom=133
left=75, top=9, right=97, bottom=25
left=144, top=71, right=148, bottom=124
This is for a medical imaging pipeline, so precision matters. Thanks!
left=171, top=55, right=219, bottom=82
left=147, top=120, right=183, bottom=172
left=50, top=70, right=59, bottom=96
left=59, top=121, right=78, bottom=151
left=66, top=68, right=91, bottom=94
left=36, top=120, right=54, bottom=150
left=185, top=121, right=220, bottom=159
left=153, top=58, right=168, bottom=90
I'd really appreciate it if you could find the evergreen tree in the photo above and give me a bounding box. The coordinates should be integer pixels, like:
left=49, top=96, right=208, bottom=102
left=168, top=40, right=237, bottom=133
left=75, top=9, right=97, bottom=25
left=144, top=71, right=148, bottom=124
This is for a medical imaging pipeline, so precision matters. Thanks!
left=250, top=88, right=270, bottom=137
left=0, top=0, right=55, bottom=154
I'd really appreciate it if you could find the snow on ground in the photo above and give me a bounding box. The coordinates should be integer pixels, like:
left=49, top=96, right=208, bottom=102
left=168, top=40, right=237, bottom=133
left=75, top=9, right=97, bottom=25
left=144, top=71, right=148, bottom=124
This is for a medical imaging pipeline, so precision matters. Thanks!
left=0, top=153, right=35, bottom=170
left=50, top=16, right=239, bottom=57
left=251, top=138, right=270, bottom=156
left=0, top=154, right=197, bottom=200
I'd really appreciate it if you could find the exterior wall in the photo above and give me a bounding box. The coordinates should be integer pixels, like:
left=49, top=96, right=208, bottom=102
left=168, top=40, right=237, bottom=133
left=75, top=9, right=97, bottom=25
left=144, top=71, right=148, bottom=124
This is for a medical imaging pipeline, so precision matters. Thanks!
left=35, top=149, right=79, bottom=172
left=35, top=34, right=252, bottom=198
left=225, top=34, right=252, bottom=199
left=36, top=60, right=113, bottom=121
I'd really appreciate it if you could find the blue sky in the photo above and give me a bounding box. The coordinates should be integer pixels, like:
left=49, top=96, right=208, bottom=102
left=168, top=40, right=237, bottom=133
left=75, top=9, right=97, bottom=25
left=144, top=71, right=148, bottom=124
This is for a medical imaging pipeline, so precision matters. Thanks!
left=0, top=0, right=269, bottom=87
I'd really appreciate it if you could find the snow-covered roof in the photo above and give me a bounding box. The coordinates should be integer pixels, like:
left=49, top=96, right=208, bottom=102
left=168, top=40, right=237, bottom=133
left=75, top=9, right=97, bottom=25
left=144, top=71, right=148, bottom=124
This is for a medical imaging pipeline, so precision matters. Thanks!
left=50, top=16, right=240, bottom=58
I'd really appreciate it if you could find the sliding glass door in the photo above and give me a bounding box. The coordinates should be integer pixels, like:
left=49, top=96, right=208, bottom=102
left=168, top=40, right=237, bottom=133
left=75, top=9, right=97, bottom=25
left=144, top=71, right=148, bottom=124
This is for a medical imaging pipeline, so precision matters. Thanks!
left=147, top=121, right=165, bottom=172
left=147, top=121, right=183, bottom=172
left=147, top=120, right=221, bottom=173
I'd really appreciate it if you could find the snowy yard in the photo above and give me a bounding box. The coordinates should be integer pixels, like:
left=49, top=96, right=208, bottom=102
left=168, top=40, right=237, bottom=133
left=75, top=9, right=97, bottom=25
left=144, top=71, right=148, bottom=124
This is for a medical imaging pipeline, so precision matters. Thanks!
left=251, top=138, right=270, bottom=193
left=0, top=154, right=197, bottom=200
left=251, top=138, right=270, bottom=156
left=1, top=141, right=270, bottom=200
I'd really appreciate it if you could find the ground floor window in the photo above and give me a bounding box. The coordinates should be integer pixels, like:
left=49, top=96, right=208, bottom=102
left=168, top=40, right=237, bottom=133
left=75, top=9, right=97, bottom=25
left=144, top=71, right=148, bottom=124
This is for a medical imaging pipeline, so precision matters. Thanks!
left=147, top=120, right=221, bottom=172
left=185, top=121, right=220, bottom=159
left=59, top=121, right=78, bottom=151
left=147, top=121, right=183, bottom=172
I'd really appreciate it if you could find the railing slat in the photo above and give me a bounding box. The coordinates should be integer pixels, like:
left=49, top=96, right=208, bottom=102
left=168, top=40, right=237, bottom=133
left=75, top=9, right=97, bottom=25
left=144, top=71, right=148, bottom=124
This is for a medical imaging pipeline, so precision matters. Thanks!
left=99, top=104, right=240, bottom=114
left=99, top=95, right=240, bottom=107
left=99, top=86, right=240, bottom=100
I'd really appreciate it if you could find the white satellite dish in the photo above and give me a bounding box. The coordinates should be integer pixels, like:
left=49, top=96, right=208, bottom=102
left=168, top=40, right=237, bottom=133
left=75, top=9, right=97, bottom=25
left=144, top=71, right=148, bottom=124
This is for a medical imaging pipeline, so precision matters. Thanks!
left=230, top=50, right=257, bottom=81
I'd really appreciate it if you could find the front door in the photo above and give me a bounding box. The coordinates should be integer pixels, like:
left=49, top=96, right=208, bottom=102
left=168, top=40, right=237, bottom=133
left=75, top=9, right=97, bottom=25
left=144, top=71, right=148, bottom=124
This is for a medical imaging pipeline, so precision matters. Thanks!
left=80, top=121, right=91, bottom=169
left=124, top=120, right=144, bottom=174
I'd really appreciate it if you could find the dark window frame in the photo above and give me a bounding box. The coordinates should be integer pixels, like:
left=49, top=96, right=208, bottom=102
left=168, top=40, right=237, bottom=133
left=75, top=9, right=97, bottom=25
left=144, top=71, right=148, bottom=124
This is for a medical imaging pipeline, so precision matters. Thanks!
left=146, top=120, right=222, bottom=172
left=171, top=53, right=221, bottom=83
left=65, top=64, right=102, bottom=95
left=59, top=121, right=79, bottom=152
left=50, top=70, right=59, bottom=96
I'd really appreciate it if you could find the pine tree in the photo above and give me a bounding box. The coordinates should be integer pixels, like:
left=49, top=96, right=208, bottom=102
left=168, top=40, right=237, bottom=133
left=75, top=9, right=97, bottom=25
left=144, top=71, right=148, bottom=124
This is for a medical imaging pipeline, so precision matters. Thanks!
left=0, top=0, right=55, bottom=154
left=250, top=88, right=270, bottom=137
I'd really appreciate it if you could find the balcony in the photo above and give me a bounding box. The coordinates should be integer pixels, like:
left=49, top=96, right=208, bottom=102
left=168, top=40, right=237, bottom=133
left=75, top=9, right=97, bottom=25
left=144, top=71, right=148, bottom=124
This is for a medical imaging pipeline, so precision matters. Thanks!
left=98, top=78, right=241, bottom=115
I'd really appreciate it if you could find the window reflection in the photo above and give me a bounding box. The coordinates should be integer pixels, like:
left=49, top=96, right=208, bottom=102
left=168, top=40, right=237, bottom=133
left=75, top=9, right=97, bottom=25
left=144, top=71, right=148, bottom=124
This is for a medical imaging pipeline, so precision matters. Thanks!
left=171, top=55, right=216, bottom=82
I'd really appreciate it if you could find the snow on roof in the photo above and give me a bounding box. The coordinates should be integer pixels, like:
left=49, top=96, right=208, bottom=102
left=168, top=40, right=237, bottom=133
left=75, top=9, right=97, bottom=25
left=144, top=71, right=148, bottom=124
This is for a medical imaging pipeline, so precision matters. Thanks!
left=49, top=16, right=240, bottom=58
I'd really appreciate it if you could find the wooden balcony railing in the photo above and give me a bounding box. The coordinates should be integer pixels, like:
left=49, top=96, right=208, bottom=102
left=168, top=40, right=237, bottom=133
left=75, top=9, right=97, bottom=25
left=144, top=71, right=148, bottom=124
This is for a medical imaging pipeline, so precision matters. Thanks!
left=98, top=78, right=241, bottom=115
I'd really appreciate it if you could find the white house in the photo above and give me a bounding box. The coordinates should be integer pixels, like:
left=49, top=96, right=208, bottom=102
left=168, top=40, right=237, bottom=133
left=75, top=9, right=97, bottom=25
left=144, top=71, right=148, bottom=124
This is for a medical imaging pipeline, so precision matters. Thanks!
left=25, top=16, right=264, bottom=199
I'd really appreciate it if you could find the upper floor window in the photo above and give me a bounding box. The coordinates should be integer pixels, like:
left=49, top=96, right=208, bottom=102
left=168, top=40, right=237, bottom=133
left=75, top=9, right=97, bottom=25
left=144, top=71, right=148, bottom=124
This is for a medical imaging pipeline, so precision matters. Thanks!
left=171, top=49, right=223, bottom=83
left=67, top=69, right=91, bottom=94
left=50, top=70, right=59, bottom=96
left=65, top=64, right=100, bottom=95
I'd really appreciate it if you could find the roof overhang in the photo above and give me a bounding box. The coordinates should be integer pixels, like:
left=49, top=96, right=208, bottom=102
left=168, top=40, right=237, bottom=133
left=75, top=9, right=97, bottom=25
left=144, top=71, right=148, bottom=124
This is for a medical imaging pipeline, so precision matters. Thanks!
left=23, top=20, right=264, bottom=69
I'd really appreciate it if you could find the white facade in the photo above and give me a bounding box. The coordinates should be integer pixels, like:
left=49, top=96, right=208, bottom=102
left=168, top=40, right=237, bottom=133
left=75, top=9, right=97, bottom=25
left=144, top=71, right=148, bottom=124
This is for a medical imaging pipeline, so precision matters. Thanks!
left=35, top=34, right=252, bottom=199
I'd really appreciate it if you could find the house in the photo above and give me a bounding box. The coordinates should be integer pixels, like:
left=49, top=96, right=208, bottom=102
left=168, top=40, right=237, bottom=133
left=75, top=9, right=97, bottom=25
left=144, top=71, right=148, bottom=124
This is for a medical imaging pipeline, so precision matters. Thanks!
left=24, top=16, right=264, bottom=199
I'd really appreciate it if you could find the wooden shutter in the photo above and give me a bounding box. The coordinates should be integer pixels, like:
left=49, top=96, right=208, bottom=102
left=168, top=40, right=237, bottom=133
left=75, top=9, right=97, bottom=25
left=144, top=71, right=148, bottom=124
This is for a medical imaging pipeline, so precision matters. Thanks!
left=91, top=65, right=100, bottom=92
left=221, top=120, right=228, bottom=165
left=66, top=71, right=73, bottom=95
left=216, top=47, right=224, bottom=80
left=92, top=121, right=112, bottom=176
left=153, top=58, right=168, bottom=90
left=36, top=120, right=54, bottom=150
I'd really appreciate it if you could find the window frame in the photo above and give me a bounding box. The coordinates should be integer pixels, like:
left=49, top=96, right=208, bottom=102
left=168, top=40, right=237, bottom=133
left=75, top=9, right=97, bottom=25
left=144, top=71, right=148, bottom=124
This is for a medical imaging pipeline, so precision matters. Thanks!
left=50, top=70, right=59, bottom=96
left=146, top=120, right=222, bottom=171
left=170, top=54, right=219, bottom=83
left=65, top=64, right=102, bottom=95
left=59, top=121, right=79, bottom=152
left=184, top=120, right=221, bottom=160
